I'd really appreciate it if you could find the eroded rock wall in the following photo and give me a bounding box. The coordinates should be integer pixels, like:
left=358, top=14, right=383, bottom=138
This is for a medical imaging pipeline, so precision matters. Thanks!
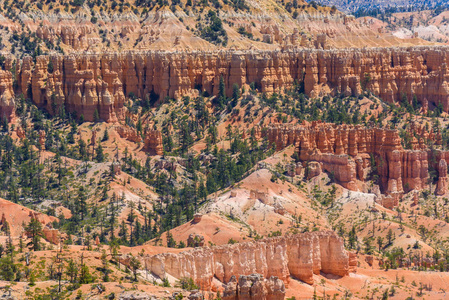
left=223, top=274, right=285, bottom=300
left=145, top=231, right=352, bottom=291
left=0, top=69, right=15, bottom=121
left=266, top=121, right=449, bottom=197
left=2, top=46, right=449, bottom=121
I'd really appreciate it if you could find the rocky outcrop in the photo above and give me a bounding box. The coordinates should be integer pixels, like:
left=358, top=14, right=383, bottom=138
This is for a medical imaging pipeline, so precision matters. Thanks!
left=0, top=69, right=15, bottom=121
left=0, top=198, right=59, bottom=241
left=223, top=274, right=285, bottom=300
left=266, top=122, right=436, bottom=198
left=3, top=46, right=449, bottom=121
left=187, top=290, right=204, bottom=300
left=187, top=234, right=205, bottom=247
left=42, top=225, right=60, bottom=245
left=267, top=120, right=449, bottom=199
left=116, top=125, right=142, bottom=143
left=436, top=159, right=448, bottom=195
left=145, top=130, right=163, bottom=155
left=36, top=24, right=99, bottom=51
left=145, top=231, right=352, bottom=291
left=118, top=291, right=155, bottom=300
left=193, top=213, right=203, bottom=223
left=28, top=54, right=126, bottom=122
left=306, top=161, right=322, bottom=180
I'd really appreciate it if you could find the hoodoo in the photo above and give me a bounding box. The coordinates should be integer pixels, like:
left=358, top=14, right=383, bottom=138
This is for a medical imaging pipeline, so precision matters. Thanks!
left=266, top=121, right=449, bottom=201
left=3, top=47, right=449, bottom=121
left=142, top=231, right=354, bottom=290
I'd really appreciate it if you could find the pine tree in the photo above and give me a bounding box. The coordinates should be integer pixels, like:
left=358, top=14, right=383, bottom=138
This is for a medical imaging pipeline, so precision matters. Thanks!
left=231, top=83, right=240, bottom=107
left=1, top=116, right=8, bottom=132
left=219, top=75, right=225, bottom=99
left=386, top=229, right=395, bottom=246
left=76, top=186, right=88, bottom=220
left=0, top=255, right=16, bottom=281
left=96, top=143, right=105, bottom=162
left=136, top=119, right=142, bottom=133
left=119, top=220, right=128, bottom=245
left=167, top=230, right=177, bottom=248
left=134, top=220, right=142, bottom=245
left=25, top=217, right=43, bottom=251
left=93, top=109, right=100, bottom=122
left=78, top=264, right=93, bottom=284
left=217, top=75, right=226, bottom=108
left=65, top=259, right=78, bottom=283
left=129, top=255, right=141, bottom=281
left=102, top=129, right=109, bottom=141
left=377, top=236, right=384, bottom=252
left=101, top=250, right=110, bottom=282
left=78, top=139, right=87, bottom=160
left=348, top=225, right=357, bottom=249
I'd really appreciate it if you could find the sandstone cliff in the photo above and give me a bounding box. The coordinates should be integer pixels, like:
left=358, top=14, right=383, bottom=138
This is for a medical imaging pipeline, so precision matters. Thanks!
left=144, top=231, right=352, bottom=291
left=223, top=274, right=285, bottom=300
left=266, top=121, right=449, bottom=200
left=145, top=130, right=164, bottom=155
left=0, top=69, right=15, bottom=121
left=2, top=46, right=449, bottom=122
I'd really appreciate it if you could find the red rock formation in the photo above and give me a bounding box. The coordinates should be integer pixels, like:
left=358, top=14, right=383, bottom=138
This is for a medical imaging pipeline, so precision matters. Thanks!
left=273, top=202, right=286, bottom=215
left=249, top=189, right=269, bottom=203
left=145, top=231, right=352, bottom=290
left=36, top=24, right=99, bottom=51
left=19, top=54, right=126, bottom=122
left=0, top=69, right=15, bottom=121
left=91, top=130, right=97, bottom=147
left=2, top=46, right=449, bottom=122
left=112, top=161, right=122, bottom=175
left=380, top=195, right=399, bottom=210
left=0, top=197, right=59, bottom=242
left=223, top=274, right=285, bottom=300
left=144, top=130, right=163, bottom=155
left=42, top=225, right=60, bottom=245
left=39, top=130, right=46, bottom=150
left=436, top=159, right=448, bottom=195
left=266, top=122, right=439, bottom=199
left=116, top=125, right=142, bottom=143
left=348, top=252, right=357, bottom=273
left=187, top=233, right=205, bottom=247
left=193, top=213, right=203, bottom=224
left=306, top=161, right=323, bottom=180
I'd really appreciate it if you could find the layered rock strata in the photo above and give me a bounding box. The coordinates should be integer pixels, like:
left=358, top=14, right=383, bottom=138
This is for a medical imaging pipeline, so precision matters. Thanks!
left=436, top=159, right=448, bottom=196
left=145, top=231, right=352, bottom=291
left=0, top=69, right=15, bottom=121
left=3, top=46, right=449, bottom=121
left=145, top=130, right=164, bottom=155
left=223, top=274, right=285, bottom=300
left=26, top=55, right=126, bottom=122
left=266, top=121, right=449, bottom=198
left=116, top=125, right=143, bottom=143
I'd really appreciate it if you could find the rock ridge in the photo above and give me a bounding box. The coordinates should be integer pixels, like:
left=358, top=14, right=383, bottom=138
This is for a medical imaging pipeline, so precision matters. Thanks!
left=267, top=121, right=449, bottom=201
left=144, top=231, right=352, bottom=291
left=2, top=46, right=449, bottom=121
